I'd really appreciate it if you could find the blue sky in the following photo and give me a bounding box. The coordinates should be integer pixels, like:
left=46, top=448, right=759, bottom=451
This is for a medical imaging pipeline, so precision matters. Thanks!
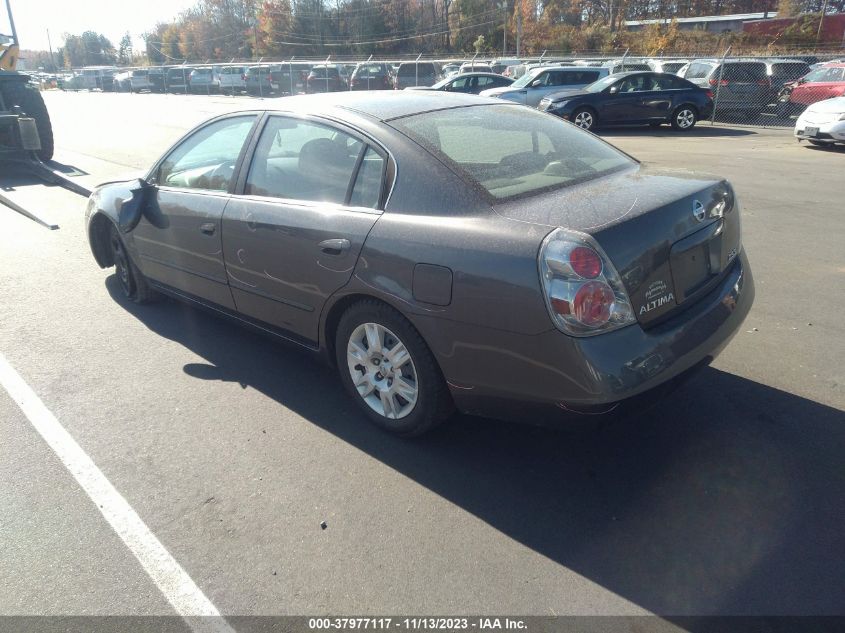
left=6, top=0, right=199, bottom=51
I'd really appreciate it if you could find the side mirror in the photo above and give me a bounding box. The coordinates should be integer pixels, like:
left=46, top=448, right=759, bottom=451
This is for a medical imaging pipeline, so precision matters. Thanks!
left=608, top=85, right=620, bottom=95
left=530, top=79, right=543, bottom=87
left=117, top=179, right=154, bottom=234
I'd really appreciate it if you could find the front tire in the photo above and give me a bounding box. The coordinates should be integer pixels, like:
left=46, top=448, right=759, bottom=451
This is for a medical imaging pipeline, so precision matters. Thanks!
left=671, top=105, right=698, bottom=130
left=109, top=225, right=159, bottom=304
left=335, top=300, right=453, bottom=437
left=572, top=107, right=597, bottom=131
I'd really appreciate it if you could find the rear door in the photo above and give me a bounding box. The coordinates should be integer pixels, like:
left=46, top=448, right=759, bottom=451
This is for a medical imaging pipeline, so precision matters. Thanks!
left=133, top=114, right=259, bottom=309
left=222, top=115, right=387, bottom=344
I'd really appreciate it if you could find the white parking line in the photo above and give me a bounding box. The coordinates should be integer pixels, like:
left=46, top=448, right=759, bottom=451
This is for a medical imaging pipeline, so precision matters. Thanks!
left=0, top=352, right=236, bottom=633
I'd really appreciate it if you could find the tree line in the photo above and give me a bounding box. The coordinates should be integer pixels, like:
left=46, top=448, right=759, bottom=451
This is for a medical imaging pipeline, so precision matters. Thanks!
left=22, top=0, right=845, bottom=71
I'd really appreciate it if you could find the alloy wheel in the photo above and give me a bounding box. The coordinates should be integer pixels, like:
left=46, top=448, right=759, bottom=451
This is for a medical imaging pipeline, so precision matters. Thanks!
left=676, top=109, right=696, bottom=129
left=573, top=111, right=594, bottom=130
left=346, top=322, right=419, bottom=420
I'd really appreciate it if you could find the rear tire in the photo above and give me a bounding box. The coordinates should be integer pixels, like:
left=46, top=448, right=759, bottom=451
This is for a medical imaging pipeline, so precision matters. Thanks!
left=335, top=300, right=453, bottom=437
left=0, top=80, right=54, bottom=161
left=670, top=105, right=698, bottom=130
left=109, top=225, right=159, bottom=304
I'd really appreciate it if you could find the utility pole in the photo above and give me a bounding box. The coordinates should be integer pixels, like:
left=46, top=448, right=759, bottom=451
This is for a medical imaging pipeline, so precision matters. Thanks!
left=46, top=28, right=57, bottom=72
left=816, top=0, right=829, bottom=50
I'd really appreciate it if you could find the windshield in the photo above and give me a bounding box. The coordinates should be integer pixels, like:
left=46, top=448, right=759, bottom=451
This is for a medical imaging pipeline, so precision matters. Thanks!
left=510, top=68, right=543, bottom=89
left=585, top=75, right=618, bottom=93
left=391, top=105, right=634, bottom=201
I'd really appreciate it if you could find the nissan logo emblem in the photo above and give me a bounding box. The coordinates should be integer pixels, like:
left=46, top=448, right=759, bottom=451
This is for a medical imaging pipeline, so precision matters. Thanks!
left=692, top=199, right=706, bottom=222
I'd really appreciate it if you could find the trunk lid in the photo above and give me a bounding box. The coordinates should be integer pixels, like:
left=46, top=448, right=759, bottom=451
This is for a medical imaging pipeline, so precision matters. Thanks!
left=494, top=166, right=742, bottom=327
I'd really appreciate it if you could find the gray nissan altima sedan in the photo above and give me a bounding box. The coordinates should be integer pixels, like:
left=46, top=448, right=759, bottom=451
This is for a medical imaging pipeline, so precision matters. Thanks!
left=85, top=92, right=753, bottom=436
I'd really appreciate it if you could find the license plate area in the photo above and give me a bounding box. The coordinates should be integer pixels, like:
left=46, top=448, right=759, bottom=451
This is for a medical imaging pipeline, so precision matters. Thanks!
left=805, top=126, right=819, bottom=137
left=670, top=220, right=724, bottom=303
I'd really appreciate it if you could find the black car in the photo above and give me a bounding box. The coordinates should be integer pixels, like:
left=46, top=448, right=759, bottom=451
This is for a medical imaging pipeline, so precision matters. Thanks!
left=350, top=63, right=393, bottom=90
left=406, top=72, right=513, bottom=95
left=539, top=71, right=714, bottom=131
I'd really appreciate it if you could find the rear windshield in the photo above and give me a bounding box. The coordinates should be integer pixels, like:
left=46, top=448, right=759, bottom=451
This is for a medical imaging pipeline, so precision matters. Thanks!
left=355, top=64, right=388, bottom=77
left=398, top=63, right=436, bottom=77
left=720, top=63, right=767, bottom=81
left=193, top=68, right=212, bottom=75
left=660, top=62, right=686, bottom=73
left=392, top=105, right=634, bottom=201
left=311, top=67, right=340, bottom=78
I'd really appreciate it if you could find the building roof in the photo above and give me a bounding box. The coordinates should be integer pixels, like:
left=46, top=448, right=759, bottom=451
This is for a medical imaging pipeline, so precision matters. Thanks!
left=624, top=12, right=777, bottom=27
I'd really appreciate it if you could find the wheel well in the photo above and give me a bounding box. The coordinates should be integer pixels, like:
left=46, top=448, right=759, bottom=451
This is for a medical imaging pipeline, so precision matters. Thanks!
left=675, top=103, right=699, bottom=115
left=89, top=213, right=115, bottom=268
left=323, top=293, right=380, bottom=366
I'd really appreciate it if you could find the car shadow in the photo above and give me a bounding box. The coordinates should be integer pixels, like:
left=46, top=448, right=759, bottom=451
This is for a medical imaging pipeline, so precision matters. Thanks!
left=106, top=277, right=845, bottom=617
left=599, top=125, right=757, bottom=138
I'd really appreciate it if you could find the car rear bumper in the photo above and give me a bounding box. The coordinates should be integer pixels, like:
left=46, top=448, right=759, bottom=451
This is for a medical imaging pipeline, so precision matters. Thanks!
left=431, top=250, right=753, bottom=422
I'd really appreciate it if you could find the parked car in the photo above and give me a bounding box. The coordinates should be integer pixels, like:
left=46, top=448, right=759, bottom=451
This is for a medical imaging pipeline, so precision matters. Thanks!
left=677, top=59, right=770, bottom=116
left=491, top=58, right=521, bottom=74
left=794, top=96, right=845, bottom=147
left=458, top=61, right=493, bottom=74
left=147, top=67, right=167, bottom=93
left=394, top=62, right=440, bottom=89
left=165, top=67, right=194, bottom=93
left=602, top=59, right=652, bottom=74
left=245, top=65, right=275, bottom=95
left=778, top=64, right=845, bottom=116
left=84, top=92, right=752, bottom=436
left=189, top=67, right=222, bottom=93
left=306, top=64, right=348, bottom=93
left=406, top=72, right=513, bottom=94
left=127, top=69, right=153, bottom=93
left=539, top=71, right=713, bottom=131
left=441, top=62, right=462, bottom=78
left=270, top=63, right=311, bottom=95
left=219, top=65, right=247, bottom=94
left=764, top=58, right=811, bottom=95
left=112, top=70, right=132, bottom=92
left=647, top=59, right=689, bottom=74
left=481, top=66, right=610, bottom=107
left=350, top=63, right=393, bottom=90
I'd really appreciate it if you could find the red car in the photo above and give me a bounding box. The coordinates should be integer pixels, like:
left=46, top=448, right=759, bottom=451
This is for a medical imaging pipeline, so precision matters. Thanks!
left=779, top=63, right=845, bottom=116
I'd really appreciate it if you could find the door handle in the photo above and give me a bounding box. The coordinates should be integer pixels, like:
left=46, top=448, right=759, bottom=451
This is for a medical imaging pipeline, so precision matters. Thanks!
left=318, top=238, right=350, bottom=255
left=200, top=222, right=216, bottom=235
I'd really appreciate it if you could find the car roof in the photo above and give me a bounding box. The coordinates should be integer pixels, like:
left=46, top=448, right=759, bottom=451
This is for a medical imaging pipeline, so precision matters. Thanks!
left=262, top=91, right=503, bottom=121
left=450, top=72, right=506, bottom=78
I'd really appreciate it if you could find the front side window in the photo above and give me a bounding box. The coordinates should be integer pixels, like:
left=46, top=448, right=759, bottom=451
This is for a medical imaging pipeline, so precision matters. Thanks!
left=245, top=117, right=365, bottom=205
left=392, top=105, right=634, bottom=201
left=156, top=115, right=257, bottom=191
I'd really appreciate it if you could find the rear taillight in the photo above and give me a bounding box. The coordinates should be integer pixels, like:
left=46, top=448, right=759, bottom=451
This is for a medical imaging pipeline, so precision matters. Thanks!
left=709, top=78, right=729, bottom=87
left=539, top=228, right=635, bottom=336
left=705, top=89, right=714, bottom=99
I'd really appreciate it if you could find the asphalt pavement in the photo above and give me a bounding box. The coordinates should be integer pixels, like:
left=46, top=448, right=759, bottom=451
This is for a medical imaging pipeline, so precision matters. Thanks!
left=0, top=91, right=843, bottom=623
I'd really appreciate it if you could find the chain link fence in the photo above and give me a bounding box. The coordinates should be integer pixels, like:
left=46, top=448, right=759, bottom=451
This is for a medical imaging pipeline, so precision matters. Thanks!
left=54, top=49, right=845, bottom=128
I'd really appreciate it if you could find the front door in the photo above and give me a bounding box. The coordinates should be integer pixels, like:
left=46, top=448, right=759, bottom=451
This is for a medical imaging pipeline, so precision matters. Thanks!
left=222, top=115, right=387, bottom=344
left=132, top=114, right=259, bottom=309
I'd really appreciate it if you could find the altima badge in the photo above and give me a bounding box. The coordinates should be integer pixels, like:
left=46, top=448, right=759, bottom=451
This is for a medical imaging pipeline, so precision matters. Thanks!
left=693, top=199, right=706, bottom=222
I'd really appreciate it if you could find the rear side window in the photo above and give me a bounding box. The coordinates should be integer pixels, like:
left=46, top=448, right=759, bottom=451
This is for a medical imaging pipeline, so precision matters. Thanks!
left=686, top=62, right=714, bottom=79
left=349, top=148, right=385, bottom=209
left=392, top=105, right=634, bottom=201
left=245, top=117, right=365, bottom=205
left=652, top=74, right=689, bottom=89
